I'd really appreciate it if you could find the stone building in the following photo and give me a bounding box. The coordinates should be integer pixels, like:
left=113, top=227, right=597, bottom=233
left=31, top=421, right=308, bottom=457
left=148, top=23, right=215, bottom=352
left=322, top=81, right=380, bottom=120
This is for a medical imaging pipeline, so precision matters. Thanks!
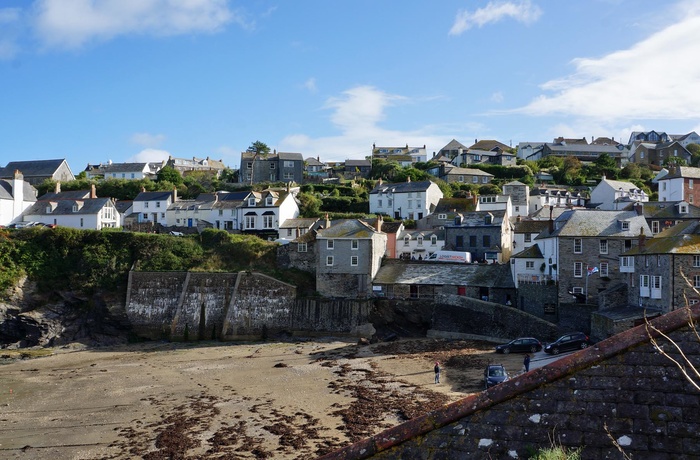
left=502, top=180, right=529, bottom=218
left=239, top=150, right=304, bottom=184
left=443, top=209, right=512, bottom=263
left=0, top=158, right=75, bottom=186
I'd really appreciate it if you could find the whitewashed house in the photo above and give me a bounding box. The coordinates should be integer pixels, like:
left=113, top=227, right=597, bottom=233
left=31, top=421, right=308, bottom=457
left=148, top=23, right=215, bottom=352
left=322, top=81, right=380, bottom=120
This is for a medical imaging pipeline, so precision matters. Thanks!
left=238, top=188, right=300, bottom=239
left=369, top=179, right=443, bottom=220
left=0, top=170, right=37, bottom=226
left=590, top=177, right=648, bottom=210
left=132, top=189, right=176, bottom=224
left=21, top=184, right=120, bottom=229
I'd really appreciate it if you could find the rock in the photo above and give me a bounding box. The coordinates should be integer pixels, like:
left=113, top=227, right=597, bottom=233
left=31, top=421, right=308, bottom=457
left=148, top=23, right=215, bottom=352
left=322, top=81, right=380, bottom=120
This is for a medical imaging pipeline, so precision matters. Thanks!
left=357, top=337, right=370, bottom=346
left=351, top=323, right=376, bottom=339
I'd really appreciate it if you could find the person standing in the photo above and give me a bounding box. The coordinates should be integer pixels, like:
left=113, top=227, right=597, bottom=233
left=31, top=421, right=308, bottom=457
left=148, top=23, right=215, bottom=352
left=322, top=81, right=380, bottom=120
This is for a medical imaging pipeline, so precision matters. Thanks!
left=434, top=361, right=441, bottom=384
left=523, top=354, right=531, bottom=372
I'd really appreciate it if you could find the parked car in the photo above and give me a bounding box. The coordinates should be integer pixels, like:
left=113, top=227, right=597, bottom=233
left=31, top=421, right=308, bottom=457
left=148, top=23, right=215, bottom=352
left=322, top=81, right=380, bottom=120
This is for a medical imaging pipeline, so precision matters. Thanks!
left=544, top=332, right=591, bottom=355
left=169, top=231, right=184, bottom=236
left=495, top=337, right=542, bottom=354
left=484, top=364, right=509, bottom=389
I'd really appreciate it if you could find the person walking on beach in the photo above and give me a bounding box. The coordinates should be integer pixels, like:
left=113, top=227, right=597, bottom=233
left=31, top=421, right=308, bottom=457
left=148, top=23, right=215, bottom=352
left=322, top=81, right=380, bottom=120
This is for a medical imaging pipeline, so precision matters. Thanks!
left=434, top=361, right=441, bottom=384
left=523, top=354, right=531, bottom=372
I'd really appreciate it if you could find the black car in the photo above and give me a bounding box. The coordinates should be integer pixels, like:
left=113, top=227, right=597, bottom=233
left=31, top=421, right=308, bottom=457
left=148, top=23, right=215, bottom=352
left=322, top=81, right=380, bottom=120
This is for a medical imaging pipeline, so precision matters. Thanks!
left=495, top=337, right=543, bottom=354
left=544, top=332, right=591, bottom=355
left=484, top=364, right=509, bottom=389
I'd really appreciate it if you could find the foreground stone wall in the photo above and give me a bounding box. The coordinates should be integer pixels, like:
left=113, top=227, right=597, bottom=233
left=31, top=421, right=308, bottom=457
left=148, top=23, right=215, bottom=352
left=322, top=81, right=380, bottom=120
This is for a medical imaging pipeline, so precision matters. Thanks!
left=320, top=306, right=700, bottom=460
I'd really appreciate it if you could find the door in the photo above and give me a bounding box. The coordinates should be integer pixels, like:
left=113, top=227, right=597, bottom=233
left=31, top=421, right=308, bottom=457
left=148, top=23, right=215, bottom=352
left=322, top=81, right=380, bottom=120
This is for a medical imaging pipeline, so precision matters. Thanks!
left=457, top=286, right=466, bottom=296
left=188, top=218, right=193, bottom=227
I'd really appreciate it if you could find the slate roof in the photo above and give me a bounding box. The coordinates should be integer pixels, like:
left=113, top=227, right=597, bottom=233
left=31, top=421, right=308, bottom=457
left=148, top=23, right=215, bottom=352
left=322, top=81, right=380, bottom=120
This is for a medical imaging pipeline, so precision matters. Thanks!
left=433, top=198, right=477, bottom=213
left=345, top=159, right=371, bottom=167
left=468, top=139, right=511, bottom=152
left=0, top=159, right=68, bottom=178
left=513, top=220, right=549, bottom=234
left=372, top=263, right=514, bottom=288
left=134, top=191, right=173, bottom=202
left=279, top=217, right=319, bottom=229
left=621, top=201, right=700, bottom=219
left=511, top=244, right=544, bottom=259
left=449, top=209, right=507, bottom=227
left=114, top=200, right=133, bottom=214
left=546, top=143, right=624, bottom=155
left=441, top=166, right=494, bottom=177
left=623, top=221, right=700, bottom=255
left=658, top=166, right=700, bottom=180
left=598, top=178, right=641, bottom=192
left=24, top=197, right=113, bottom=216
left=277, top=152, right=303, bottom=161
left=546, top=210, right=651, bottom=238
left=0, top=180, right=37, bottom=201
left=397, top=228, right=444, bottom=240
left=305, top=157, right=325, bottom=166
left=438, top=139, right=469, bottom=152
left=378, top=221, right=403, bottom=234
left=39, top=190, right=92, bottom=200
left=316, top=219, right=380, bottom=239
left=370, top=180, right=436, bottom=194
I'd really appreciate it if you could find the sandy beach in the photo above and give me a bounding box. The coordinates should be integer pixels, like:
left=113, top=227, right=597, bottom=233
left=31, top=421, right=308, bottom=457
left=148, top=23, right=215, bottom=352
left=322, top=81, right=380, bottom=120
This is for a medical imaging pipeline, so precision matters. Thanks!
left=0, top=337, right=527, bottom=459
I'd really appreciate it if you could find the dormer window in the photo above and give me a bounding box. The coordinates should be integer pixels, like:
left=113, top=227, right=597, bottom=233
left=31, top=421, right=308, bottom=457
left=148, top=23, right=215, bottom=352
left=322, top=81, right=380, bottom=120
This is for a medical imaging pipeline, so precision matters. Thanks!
left=680, top=204, right=688, bottom=214
left=484, top=215, right=492, bottom=225
left=46, top=206, right=52, bottom=213
left=72, top=204, right=79, bottom=212
left=248, top=197, right=256, bottom=206
left=404, top=236, right=410, bottom=246
left=621, top=221, right=630, bottom=231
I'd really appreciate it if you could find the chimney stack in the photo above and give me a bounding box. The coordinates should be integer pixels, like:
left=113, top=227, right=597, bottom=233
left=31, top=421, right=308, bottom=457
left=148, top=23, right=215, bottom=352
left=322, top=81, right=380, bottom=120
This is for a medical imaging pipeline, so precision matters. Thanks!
left=90, top=183, right=97, bottom=199
left=548, top=206, right=554, bottom=233
left=172, top=186, right=178, bottom=202
left=406, top=176, right=411, bottom=183
left=638, top=227, right=646, bottom=249
left=55, top=181, right=61, bottom=194
left=325, top=213, right=331, bottom=229
left=634, top=202, right=643, bottom=215
left=375, top=214, right=383, bottom=233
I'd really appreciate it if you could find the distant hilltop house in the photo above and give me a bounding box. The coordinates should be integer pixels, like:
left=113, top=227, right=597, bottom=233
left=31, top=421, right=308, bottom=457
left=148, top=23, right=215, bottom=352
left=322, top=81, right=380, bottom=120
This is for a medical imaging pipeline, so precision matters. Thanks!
left=344, top=159, right=372, bottom=178
left=304, top=157, right=329, bottom=179
left=0, top=170, right=38, bottom=226
left=371, top=144, right=427, bottom=164
left=84, top=161, right=164, bottom=180
left=589, top=176, right=649, bottom=210
left=20, top=183, right=120, bottom=230
left=0, top=159, right=75, bottom=186
left=166, top=155, right=226, bottom=177
left=433, top=164, right=494, bottom=185
left=239, top=150, right=304, bottom=184
left=435, top=139, right=515, bottom=166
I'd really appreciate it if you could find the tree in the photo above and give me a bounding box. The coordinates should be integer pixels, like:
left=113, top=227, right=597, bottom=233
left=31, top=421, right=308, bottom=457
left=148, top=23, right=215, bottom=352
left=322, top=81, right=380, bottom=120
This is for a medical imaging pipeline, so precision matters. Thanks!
left=687, top=143, right=700, bottom=166
left=157, top=166, right=183, bottom=185
left=593, top=153, right=618, bottom=179
left=247, top=141, right=272, bottom=185
left=620, top=163, right=642, bottom=180
left=479, top=183, right=501, bottom=195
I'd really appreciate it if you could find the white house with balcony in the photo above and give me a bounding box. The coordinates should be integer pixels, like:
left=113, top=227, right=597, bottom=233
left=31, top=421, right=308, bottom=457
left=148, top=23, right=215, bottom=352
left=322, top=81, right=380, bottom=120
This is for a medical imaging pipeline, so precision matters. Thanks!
left=369, top=178, right=443, bottom=220
left=237, top=188, right=300, bottom=239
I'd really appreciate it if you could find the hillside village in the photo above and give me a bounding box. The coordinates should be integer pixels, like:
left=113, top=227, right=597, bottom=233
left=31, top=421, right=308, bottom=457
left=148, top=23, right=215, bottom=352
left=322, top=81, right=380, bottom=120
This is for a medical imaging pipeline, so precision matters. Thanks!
left=3, top=132, right=700, bottom=342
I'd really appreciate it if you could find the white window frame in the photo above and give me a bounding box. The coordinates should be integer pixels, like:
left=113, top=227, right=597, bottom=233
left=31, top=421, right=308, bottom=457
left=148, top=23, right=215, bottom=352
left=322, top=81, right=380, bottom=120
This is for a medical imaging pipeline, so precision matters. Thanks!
left=574, top=239, right=582, bottom=254
left=600, top=240, right=608, bottom=254
left=326, top=256, right=334, bottom=266
left=245, top=215, right=256, bottom=229
left=574, top=262, right=583, bottom=278
left=327, top=239, right=334, bottom=250
left=263, top=215, right=274, bottom=229
left=600, top=262, right=609, bottom=277
left=351, top=255, right=358, bottom=266
left=694, top=255, right=700, bottom=268
left=297, top=242, right=307, bottom=252
left=652, top=221, right=659, bottom=234
left=526, top=261, right=535, bottom=270
left=351, top=239, right=359, bottom=250
left=651, top=275, right=662, bottom=299
left=640, top=275, right=650, bottom=297
left=694, top=275, right=700, bottom=288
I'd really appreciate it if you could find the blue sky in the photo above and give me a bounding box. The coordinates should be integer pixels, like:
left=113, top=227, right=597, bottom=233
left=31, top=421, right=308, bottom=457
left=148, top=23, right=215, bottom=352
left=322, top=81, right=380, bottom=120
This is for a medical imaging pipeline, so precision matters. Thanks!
left=2, top=0, right=700, bottom=173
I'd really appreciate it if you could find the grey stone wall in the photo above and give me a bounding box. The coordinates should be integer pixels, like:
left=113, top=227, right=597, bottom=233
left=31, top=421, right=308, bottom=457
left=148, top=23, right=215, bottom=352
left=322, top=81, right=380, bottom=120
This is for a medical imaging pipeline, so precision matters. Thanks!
left=126, top=271, right=188, bottom=338
left=516, top=282, right=559, bottom=320
left=444, top=225, right=505, bottom=262
left=172, top=273, right=237, bottom=340
left=431, top=294, right=559, bottom=342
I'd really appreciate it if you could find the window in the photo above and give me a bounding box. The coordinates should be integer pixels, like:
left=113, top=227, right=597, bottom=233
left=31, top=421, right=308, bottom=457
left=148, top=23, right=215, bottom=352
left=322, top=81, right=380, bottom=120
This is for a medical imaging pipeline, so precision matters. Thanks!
left=694, top=255, right=700, bottom=267
left=458, top=176, right=464, bottom=182
left=270, top=163, right=275, bottom=169
left=625, top=239, right=632, bottom=250
left=326, top=256, right=334, bottom=266
left=284, top=161, right=294, bottom=168
left=438, top=214, right=446, bottom=220
left=404, top=236, right=410, bottom=246
left=691, top=179, right=694, bottom=189
left=483, top=235, right=491, bottom=247
left=297, top=242, right=307, bottom=252
left=574, top=239, right=582, bottom=254
left=431, top=236, right=437, bottom=246
left=131, top=173, right=135, bottom=179
left=283, top=173, right=294, bottom=180
left=417, top=236, right=424, bottom=246
left=388, top=199, right=393, bottom=207
left=247, top=162, right=252, bottom=169
left=408, top=200, right=413, bottom=209
left=574, top=262, right=583, bottom=278
left=651, top=275, right=662, bottom=299
left=72, top=204, right=78, bottom=212
left=80, top=218, right=84, bottom=227
left=621, top=221, right=629, bottom=231
left=469, top=235, right=477, bottom=247
left=524, top=233, right=532, bottom=243
left=620, top=256, right=634, bottom=268
left=640, top=275, right=650, bottom=297
left=526, top=261, right=535, bottom=270
left=572, top=287, right=584, bottom=294
left=145, top=202, right=149, bottom=208
left=245, top=215, right=256, bottom=229
left=472, top=176, right=479, bottom=183
left=378, top=199, right=382, bottom=207
left=456, top=235, right=464, bottom=249
left=143, top=213, right=148, bottom=219
left=515, top=206, right=520, bottom=213
left=599, top=240, right=608, bottom=254
left=327, top=239, right=334, bottom=250
left=351, top=256, right=358, bottom=266
left=263, top=215, right=274, bottom=229
left=248, top=198, right=256, bottom=206
left=482, top=177, right=488, bottom=183
left=600, top=262, right=609, bottom=277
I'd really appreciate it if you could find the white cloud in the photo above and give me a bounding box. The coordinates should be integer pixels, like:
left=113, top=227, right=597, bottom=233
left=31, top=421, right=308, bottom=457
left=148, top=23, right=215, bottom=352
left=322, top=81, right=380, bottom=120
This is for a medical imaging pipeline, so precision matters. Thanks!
left=449, top=1, right=542, bottom=36
left=131, top=132, right=166, bottom=147
left=514, top=10, right=700, bottom=121
left=491, top=91, right=504, bottom=103
left=279, top=86, right=466, bottom=162
left=127, top=148, right=170, bottom=163
left=32, top=0, right=239, bottom=49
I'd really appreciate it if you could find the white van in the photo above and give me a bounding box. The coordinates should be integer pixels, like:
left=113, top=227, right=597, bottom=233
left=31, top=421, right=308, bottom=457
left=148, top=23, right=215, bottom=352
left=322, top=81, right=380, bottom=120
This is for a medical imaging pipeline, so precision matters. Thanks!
left=426, top=251, right=472, bottom=263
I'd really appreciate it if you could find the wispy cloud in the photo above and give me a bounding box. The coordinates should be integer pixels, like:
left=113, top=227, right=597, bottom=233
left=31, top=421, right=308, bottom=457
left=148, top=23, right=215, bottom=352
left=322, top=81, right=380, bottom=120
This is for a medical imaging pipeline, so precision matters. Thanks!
left=303, top=77, right=317, bottom=93
left=279, top=86, right=465, bottom=162
left=32, top=0, right=241, bottom=50
left=514, top=9, right=700, bottom=122
left=131, top=132, right=166, bottom=147
left=449, top=1, right=542, bottom=36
